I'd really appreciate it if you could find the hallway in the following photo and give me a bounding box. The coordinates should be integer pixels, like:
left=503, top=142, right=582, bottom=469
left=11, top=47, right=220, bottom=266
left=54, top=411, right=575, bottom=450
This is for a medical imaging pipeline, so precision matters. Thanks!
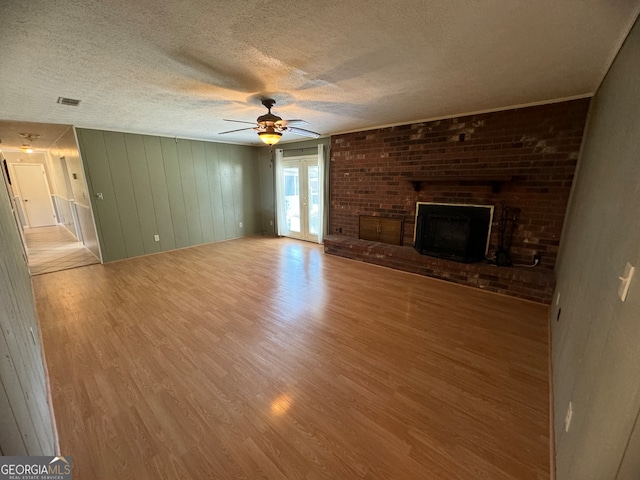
left=24, top=225, right=99, bottom=275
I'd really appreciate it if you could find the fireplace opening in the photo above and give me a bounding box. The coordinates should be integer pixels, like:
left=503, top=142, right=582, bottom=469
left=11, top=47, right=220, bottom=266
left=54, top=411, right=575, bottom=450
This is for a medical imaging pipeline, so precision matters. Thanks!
left=414, top=203, right=494, bottom=263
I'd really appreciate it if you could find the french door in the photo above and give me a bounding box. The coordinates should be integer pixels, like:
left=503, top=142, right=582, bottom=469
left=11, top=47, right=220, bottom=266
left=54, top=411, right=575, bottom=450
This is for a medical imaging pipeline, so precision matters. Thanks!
left=281, top=156, right=320, bottom=242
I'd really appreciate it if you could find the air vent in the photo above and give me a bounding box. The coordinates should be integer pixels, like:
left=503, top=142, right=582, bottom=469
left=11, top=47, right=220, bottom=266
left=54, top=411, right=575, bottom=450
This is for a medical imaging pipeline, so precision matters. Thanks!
left=57, top=97, right=81, bottom=106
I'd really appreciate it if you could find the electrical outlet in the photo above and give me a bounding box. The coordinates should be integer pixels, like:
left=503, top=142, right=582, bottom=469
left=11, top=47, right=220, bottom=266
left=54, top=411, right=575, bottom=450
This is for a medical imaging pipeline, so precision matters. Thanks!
left=154, top=234, right=160, bottom=242
left=239, top=222, right=243, bottom=228
left=534, top=253, right=541, bottom=263
left=564, top=402, right=573, bottom=432
left=269, top=220, right=273, bottom=226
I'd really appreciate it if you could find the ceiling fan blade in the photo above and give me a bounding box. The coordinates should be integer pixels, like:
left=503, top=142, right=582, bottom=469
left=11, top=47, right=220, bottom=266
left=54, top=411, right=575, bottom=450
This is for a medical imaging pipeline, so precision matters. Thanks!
left=219, top=127, right=256, bottom=135
left=276, top=119, right=308, bottom=127
left=223, top=119, right=257, bottom=125
left=286, top=127, right=320, bottom=138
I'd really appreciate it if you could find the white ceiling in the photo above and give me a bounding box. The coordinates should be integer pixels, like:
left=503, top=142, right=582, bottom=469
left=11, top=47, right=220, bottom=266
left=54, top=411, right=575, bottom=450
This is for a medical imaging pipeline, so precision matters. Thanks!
left=0, top=121, right=71, bottom=151
left=0, top=0, right=639, bottom=147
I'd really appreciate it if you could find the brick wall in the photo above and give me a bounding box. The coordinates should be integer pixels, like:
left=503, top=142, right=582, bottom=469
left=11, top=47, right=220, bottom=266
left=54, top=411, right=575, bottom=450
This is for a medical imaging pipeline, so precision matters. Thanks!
left=330, top=99, right=590, bottom=270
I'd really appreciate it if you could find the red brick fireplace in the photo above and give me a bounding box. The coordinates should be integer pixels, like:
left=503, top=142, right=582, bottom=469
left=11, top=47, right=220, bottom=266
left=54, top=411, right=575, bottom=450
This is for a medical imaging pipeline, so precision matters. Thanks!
left=324, top=99, right=590, bottom=303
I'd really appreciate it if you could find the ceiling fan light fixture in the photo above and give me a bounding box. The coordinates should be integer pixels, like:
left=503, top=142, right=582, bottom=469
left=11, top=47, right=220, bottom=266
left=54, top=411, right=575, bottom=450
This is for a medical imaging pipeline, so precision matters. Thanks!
left=258, top=130, right=282, bottom=146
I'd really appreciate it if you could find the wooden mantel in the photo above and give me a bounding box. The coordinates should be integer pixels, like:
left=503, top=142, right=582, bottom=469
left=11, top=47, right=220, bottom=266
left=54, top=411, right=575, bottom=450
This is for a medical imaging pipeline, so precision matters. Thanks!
left=407, top=175, right=514, bottom=193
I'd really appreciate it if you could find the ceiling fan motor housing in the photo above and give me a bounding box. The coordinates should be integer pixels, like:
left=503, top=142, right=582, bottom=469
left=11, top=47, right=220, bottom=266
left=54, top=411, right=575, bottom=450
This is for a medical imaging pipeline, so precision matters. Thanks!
left=257, top=112, right=282, bottom=126
left=258, top=98, right=282, bottom=127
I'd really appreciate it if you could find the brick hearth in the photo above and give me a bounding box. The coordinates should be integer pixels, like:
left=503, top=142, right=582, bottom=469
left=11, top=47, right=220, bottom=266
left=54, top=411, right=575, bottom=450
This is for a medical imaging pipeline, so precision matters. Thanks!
left=324, top=235, right=555, bottom=303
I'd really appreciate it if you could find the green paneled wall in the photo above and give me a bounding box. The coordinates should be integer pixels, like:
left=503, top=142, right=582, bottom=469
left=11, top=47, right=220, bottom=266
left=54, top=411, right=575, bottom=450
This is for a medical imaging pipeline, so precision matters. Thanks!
left=552, top=18, right=640, bottom=479
left=76, top=129, right=261, bottom=262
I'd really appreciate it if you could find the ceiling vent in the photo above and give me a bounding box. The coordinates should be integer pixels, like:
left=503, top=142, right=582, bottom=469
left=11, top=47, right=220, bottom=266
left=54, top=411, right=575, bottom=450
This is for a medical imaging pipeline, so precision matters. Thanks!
left=57, top=97, right=81, bottom=106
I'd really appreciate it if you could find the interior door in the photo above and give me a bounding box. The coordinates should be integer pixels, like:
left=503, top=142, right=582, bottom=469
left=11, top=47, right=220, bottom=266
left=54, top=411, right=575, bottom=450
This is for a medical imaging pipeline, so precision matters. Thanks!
left=13, top=164, right=57, bottom=227
left=282, top=156, right=319, bottom=242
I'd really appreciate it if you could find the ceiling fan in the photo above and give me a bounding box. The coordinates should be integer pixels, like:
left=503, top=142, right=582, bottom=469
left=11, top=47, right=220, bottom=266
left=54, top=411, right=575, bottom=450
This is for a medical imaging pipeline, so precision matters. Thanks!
left=219, top=98, right=320, bottom=145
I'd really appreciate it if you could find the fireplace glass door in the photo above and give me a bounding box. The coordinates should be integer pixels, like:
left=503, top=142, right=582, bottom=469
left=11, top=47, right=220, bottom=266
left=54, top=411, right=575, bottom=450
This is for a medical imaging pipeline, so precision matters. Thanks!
left=414, top=202, right=493, bottom=263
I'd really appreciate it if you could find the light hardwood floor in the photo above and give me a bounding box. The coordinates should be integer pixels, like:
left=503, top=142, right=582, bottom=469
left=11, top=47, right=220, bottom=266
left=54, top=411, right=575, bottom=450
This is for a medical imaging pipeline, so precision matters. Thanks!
left=24, top=225, right=99, bottom=275
left=33, top=236, right=550, bottom=479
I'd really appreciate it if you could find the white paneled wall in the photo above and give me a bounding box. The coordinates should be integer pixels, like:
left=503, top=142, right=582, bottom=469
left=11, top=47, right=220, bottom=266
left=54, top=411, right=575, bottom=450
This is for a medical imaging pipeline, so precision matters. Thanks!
left=0, top=170, right=57, bottom=455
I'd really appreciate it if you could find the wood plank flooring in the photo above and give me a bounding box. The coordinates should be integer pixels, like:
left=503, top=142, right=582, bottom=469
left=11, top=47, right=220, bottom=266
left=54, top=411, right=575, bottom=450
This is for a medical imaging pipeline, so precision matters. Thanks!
left=32, top=236, right=550, bottom=479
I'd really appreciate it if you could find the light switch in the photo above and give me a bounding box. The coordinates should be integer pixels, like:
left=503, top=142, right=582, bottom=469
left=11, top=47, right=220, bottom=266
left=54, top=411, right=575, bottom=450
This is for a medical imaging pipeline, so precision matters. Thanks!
left=564, top=401, right=573, bottom=432
left=618, top=262, right=635, bottom=302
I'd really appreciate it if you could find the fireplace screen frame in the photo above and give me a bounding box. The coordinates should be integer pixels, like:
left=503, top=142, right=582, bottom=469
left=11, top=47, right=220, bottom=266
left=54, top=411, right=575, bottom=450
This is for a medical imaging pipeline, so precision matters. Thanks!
left=414, top=202, right=494, bottom=263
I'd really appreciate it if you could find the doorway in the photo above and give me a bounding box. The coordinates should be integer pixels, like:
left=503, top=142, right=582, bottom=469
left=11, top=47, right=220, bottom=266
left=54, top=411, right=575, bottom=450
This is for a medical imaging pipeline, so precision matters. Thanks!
left=0, top=122, right=102, bottom=275
left=280, top=155, right=321, bottom=242
left=12, top=163, right=57, bottom=227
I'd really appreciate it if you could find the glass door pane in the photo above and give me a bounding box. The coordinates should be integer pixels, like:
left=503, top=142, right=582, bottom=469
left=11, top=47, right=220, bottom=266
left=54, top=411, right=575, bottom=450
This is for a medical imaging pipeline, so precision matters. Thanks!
left=307, top=165, right=319, bottom=236
left=279, top=155, right=322, bottom=243
left=284, top=166, right=300, bottom=233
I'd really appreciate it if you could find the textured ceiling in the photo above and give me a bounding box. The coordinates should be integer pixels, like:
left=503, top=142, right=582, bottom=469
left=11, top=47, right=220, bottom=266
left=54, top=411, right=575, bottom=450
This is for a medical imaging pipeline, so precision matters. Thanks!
left=0, top=0, right=639, bottom=146
left=0, top=121, right=71, bottom=150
